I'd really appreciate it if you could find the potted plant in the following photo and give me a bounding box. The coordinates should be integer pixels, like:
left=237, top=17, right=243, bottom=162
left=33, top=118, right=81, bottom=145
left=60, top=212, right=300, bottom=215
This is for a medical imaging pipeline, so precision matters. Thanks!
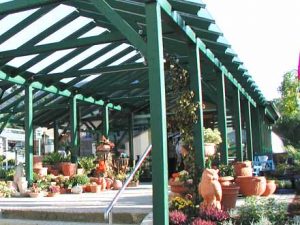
left=218, top=164, right=235, bottom=186
left=127, top=168, right=142, bottom=187
left=78, top=156, right=96, bottom=175
left=169, top=170, right=192, bottom=194
left=203, top=128, right=222, bottom=157
left=96, top=135, right=115, bottom=152
left=0, top=181, right=13, bottom=198
left=29, top=183, right=44, bottom=198
left=61, top=155, right=76, bottom=177
left=47, top=185, right=60, bottom=197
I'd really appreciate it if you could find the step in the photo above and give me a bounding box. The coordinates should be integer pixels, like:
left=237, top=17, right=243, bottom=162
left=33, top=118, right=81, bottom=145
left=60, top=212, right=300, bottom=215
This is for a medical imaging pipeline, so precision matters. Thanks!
left=1, top=209, right=147, bottom=224
left=0, top=218, right=134, bottom=225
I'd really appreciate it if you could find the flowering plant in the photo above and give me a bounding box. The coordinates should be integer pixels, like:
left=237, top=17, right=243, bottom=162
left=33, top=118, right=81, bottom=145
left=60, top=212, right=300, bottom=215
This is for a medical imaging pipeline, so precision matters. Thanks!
left=30, top=183, right=42, bottom=193
left=204, top=128, right=222, bottom=145
left=96, top=136, right=115, bottom=151
left=48, top=185, right=60, bottom=193
left=170, top=170, right=192, bottom=184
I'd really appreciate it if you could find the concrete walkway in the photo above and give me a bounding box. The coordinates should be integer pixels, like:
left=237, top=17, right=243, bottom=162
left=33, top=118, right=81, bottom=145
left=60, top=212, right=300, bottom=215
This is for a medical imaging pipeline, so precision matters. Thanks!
left=0, top=183, right=153, bottom=224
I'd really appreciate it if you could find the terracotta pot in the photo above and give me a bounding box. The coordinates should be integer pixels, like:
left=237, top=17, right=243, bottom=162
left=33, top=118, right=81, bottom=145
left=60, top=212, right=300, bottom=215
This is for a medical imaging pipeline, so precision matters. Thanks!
left=33, top=167, right=48, bottom=177
left=204, top=143, right=216, bottom=157
left=50, top=169, right=59, bottom=176
left=234, top=161, right=253, bottom=177
left=221, top=184, right=240, bottom=210
left=236, top=176, right=266, bottom=196
left=105, top=178, right=113, bottom=190
left=47, top=192, right=60, bottom=197
left=219, top=176, right=234, bottom=187
left=90, top=184, right=101, bottom=193
left=169, top=180, right=189, bottom=194
left=33, top=155, right=43, bottom=169
left=113, top=180, right=123, bottom=190
left=127, top=181, right=139, bottom=187
left=60, top=188, right=67, bottom=194
left=29, top=192, right=43, bottom=198
left=61, top=163, right=76, bottom=176
left=85, top=185, right=91, bottom=192
left=262, top=180, right=276, bottom=196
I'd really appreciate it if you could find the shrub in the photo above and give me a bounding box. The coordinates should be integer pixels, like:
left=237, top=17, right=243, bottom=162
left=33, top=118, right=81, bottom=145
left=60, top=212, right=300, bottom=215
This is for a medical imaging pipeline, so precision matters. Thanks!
left=169, top=210, right=187, bottom=225
left=191, top=218, right=216, bottom=225
left=169, top=196, right=196, bottom=216
left=238, top=197, right=287, bottom=225
left=198, top=206, right=230, bottom=222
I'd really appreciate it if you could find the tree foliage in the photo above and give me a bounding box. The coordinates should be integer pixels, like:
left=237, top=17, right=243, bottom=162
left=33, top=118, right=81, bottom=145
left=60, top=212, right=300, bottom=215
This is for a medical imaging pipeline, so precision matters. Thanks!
left=273, top=70, right=300, bottom=147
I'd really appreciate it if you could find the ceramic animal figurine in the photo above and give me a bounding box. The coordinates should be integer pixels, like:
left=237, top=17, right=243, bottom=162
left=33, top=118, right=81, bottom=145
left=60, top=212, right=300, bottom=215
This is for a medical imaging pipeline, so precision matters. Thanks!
left=198, top=168, right=222, bottom=209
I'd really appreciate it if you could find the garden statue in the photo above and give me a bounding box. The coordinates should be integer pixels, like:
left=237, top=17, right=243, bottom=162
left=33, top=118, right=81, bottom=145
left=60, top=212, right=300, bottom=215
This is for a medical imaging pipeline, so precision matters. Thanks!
left=198, top=168, right=222, bottom=209
left=13, top=163, right=27, bottom=194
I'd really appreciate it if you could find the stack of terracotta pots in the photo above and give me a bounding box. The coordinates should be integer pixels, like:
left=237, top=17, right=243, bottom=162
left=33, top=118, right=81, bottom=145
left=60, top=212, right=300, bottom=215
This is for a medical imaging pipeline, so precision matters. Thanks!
left=33, top=155, right=47, bottom=176
left=234, top=161, right=267, bottom=196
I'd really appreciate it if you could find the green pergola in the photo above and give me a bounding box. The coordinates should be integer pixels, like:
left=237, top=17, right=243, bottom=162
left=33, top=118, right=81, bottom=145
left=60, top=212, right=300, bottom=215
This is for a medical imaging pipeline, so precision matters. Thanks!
left=0, top=1, right=279, bottom=224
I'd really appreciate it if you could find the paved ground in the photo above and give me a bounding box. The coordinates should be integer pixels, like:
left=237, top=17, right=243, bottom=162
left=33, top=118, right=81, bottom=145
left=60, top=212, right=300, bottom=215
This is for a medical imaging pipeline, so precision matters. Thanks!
left=0, top=183, right=297, bottom=225
left=0, top=183, right=153, bottom=225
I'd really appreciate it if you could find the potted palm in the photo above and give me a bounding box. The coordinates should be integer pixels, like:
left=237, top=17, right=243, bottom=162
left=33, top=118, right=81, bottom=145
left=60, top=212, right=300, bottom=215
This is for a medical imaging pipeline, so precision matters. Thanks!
left=203, top=128, right=222, bottom=157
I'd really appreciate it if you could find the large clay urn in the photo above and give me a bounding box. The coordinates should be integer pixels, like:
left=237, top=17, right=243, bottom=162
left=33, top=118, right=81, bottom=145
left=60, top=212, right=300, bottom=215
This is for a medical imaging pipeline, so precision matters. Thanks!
left=219, top=176, right=234, bottom=187
left=234, top=161, right=252, bottom=177
left=61, top=162, right=76, bottom=176
left=262, top=180, right=276, bottom=196
left=236, top=176, right=266, bottom=196
left=33, top=155, right=43, bottom=169
left=221, top=184, right=240, bottom=210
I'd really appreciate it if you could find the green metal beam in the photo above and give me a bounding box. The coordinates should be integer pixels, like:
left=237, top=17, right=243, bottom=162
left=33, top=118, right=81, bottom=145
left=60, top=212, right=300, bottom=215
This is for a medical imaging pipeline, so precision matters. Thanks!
left=70, top=95, right=78, bottom=163
left=128, top=113, right=134, bottom=166
left=188, top=41, right=205, bottom=171
left=216, top=72, right=228, bottom=164
left=0, top=0, right=63, bottom=15
left=102, top=104, right=109, bottom=138
left=54, top=120, right=59, bottom=152
left=0, top=70, right=120, bottom=110
left=0, top=32, right=125, bottom=60
left=25, top=84, right=33, bottom=184
left=233, top=88, right=243, bottom=161
left=90, top=0, right=147, bottom=56
left=156, top=0, right=257, bottom=107
left=146, top=2, right=168, bottom=225
left=38, top=63, right=147, bottom=81
left=244, top=100, right=253, bottom=161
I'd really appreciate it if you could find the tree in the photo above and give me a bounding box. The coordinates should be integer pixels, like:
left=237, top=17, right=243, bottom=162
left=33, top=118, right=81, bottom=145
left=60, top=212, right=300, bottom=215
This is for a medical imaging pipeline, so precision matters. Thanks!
left=273, top=70, right=300, bottom=147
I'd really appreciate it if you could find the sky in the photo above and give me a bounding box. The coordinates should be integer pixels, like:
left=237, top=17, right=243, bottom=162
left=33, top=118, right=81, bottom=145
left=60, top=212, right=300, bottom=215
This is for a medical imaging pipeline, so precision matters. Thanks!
left=203, top=0, right=300, bottom=100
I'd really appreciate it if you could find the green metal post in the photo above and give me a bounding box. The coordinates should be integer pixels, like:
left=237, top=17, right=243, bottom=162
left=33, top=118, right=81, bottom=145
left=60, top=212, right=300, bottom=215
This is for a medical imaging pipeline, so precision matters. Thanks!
left=103, top=104, right=109, bottom=138
left=128, top=113, right=134, bottom=167
left=216, top=72, right=228, bottom=164
left=54, top=120, right=59, bottom=152
left=251, top=106, right=263, bottom=155
left=70, top=95, right=78, bottom=163
left=25, top=84, right=33, bottom=183
left=233, top=88, right=243, bottom=161
left=146, top=2, right=169, bottom=225
left=77, top=106, right=81, bottom=156
left=188, top=41, right=205, bottom=172
left=244, top=100, right=253, bottom=161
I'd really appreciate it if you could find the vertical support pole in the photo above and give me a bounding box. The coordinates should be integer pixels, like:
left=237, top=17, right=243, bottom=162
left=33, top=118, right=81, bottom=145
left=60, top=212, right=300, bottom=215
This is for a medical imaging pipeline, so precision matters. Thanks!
left=70, top=95, right=78, bottom=163
left=188, top=40, right=205, bottom=172
left=25, top=84, right=33, bottom=183
left=54, top=120, right=59, bottom=152
left=251, top=106, right=263, bottom=156
left=128, top=113, right=134, bottom=167
left=146, top=2, right=168, bottom=225
left=244, top=100, right=253, bottom=161
left=103, top=104, right=109, bottom=138
left=216, top=72, right=228, bottom=164
left=233, top=89, right=243, bottom=161
left=78, top=106, right=81, bottom=156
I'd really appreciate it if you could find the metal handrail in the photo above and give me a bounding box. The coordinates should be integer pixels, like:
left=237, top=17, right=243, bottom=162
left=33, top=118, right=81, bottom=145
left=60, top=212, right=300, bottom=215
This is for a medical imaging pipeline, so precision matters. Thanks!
left=104, top=144, right=152, bottom=224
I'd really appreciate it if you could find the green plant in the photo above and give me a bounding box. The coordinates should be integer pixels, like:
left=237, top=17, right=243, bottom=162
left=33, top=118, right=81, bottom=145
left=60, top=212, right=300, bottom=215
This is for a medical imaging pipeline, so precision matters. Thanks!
left=218, top=164, right=234, bottom=177
left=78, top=156, right=96, bottom=175
left=69, top=174, right=89, bottom=187
left=238, top=197, right=288, bottom=225
left=115, top=172, right=127, bottom=182
left=42, top=152, right=63, bottom=165
left=169, top=196, right=196, bottom=216
left=0, top=181, right=13, bottom=197
left=0, top=168, right=15, bottom=181
left=203, top=128, right=222, bottom=145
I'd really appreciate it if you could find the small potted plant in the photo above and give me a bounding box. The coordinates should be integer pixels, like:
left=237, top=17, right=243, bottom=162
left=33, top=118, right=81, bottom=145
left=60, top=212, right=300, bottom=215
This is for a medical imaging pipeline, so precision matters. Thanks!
left=169, top=170, right=192, bottom=194
left=96, top=135, right=115, bottom=152
left=78, top=156, right=96, bottom=175
left=47, top=185, right=60, bottom=197
left=29, top=183, right=44, bottom=198
left=203, top=128, right=222, bottom=157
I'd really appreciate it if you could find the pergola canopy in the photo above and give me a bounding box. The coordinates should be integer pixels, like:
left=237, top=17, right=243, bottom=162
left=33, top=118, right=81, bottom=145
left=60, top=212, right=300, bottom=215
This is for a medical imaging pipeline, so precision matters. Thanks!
left=0, top=0, right=275, bottom=131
